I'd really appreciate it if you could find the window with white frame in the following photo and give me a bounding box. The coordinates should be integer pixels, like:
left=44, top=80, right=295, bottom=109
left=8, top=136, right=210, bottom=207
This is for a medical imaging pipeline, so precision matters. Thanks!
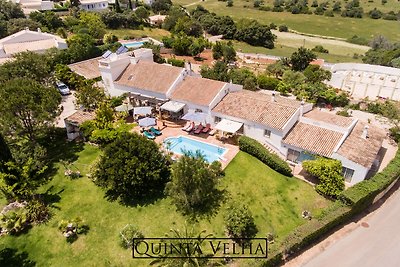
left=214, top=116, right=221, bottom=123
left=287, top=148, right=300, bottom=163
left=264, top=129, right=271, bottom=138
left=342, top=167, right=355, bottom=182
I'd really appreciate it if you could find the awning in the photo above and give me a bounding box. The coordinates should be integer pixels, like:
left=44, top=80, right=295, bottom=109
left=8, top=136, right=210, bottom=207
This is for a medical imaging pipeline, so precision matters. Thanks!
left=181, top=111, right=208, bottom=123
left=215, top=119, right=243, bottom=133
left=133, top=106, right=152, bottom=115
left=115, top=103, right=134, bottom=112
left=160, top=101, right=185, bottom=113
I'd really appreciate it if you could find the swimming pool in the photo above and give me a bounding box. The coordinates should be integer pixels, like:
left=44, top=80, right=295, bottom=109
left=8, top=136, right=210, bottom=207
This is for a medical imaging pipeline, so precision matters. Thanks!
left=164, top=136, right=227, bottom=163
left=123, top=41, right=146, bottom=48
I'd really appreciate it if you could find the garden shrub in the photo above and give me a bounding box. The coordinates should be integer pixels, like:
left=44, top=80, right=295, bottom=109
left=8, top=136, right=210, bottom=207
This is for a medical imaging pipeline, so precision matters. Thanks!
left=167, top=58, right=185, bottom=67
left=238, top=136, right=292, bottom=176
left=278, top=25, right=288, bottom=32
left=0, top=206, right=29, bottom=235
left=58, top=217, right=89, bottom=243
left=311, top=45, right=329, bottom=54
left=257, top=75, right=280, bottom=90
left=224, top=202, right=258, bottom=245
left=119, top=224, right=144, bottom=249
left=302, top=158, right=345, bottom=198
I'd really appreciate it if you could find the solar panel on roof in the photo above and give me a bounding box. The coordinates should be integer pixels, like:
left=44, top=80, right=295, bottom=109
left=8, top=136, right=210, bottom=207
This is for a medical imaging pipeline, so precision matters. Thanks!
left=102, top=50, right=112, bottom=59
left=116, top=45, right=128, bottom=55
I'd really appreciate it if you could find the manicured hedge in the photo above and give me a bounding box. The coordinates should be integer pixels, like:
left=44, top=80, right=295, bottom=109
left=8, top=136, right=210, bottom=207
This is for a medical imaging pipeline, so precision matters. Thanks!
left=339, top=148, right=400, bottom=211
left=238, top=136, right=293, bottom=176
left=259, top=147, right=400, bottom=267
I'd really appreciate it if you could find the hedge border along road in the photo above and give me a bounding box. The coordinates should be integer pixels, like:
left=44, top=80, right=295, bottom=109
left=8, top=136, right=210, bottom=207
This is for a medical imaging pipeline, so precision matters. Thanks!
left=238, top=136, right=293, bottom=177
left=259, top=147, right=400, bottom=267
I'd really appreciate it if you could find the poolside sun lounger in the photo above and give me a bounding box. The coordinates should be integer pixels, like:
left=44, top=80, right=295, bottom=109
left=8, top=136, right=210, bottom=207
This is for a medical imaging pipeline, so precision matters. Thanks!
left=143, top=131, right=155, bottom=139
left=182, top=121, right=191, bottom=131
left=194, top=124, right=204, bottom=134
left=202, top=123, right=211, bottom=133
left=185, top=122, right=195, bottom=132
left=150, top=126, right=162, bottom=136
left=208, top=129, right=217, bottom=136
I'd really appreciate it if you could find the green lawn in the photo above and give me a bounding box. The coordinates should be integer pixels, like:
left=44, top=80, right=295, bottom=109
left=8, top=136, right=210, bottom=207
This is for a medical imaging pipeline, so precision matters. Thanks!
left=233, top=41, right=363, bottom=63
left=0, top=145, right=330, bottom=266
left=175, top=0, right=400, bottom=41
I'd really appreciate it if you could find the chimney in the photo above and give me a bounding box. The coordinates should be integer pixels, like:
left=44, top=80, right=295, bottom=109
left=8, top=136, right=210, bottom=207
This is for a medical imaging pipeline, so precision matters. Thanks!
left=361, top=125, right=369, bottom=139
left=272, top=91, right=276, bottom=102
left=37, top=28, right=41, bottom=33
left=300, top=99, right=305, bottom=117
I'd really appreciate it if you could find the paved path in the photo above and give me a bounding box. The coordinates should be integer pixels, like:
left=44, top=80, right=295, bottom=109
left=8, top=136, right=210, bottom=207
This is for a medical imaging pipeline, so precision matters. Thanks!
left=56, top=93, right=76, bottom=128
left=286, top=185, right=400, bottom=267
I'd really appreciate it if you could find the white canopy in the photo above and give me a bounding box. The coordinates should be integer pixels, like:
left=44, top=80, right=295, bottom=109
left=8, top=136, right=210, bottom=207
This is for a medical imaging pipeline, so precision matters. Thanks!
left=133, top=106, right=152, bottom=115
left=215, top=119, right=243, bottom=133
left=160, top=101, right=185, bottom=113
left=181, top=111, right=208, bottom=123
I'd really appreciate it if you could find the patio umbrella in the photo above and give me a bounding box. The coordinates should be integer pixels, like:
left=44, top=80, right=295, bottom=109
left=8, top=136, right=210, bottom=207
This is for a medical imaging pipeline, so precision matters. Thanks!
left=138, top=117, right=156, bottom=127
left=133, top=106, right=152, bottom=116
left=181, top=111, right=208, bottom=123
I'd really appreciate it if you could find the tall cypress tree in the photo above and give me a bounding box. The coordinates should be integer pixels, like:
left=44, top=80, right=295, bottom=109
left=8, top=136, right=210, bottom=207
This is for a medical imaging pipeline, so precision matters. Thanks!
left=128, top=0, right=133, bottom=10
left=0, top=134, right=12, bottom=172
left=115, top=0, right=122, bottom=13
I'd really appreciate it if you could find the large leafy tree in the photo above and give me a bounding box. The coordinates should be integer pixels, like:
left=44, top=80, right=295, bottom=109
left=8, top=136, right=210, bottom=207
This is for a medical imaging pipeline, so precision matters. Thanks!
left=0, top=78, right=61, bottom=141
left=78, top=12, right=106, bottom=39
left=75, top=84, right=106, bottom=111
left=6, top=18, right=41, bottom=36
left=166, top=151, right=225, bottom=219
left=93, top=133, right=170, bottom=204
left=0, top=0, right=24, bottom=20
left=66, top=33, right=101, bottom=63
left=151, top=0, right=172, bottom=14
left=302, top=157, right=345, bottom=198
left=290, top=47, right=317, bottom=71
left=29, top=11, right=64, bottom=31
left=0, top=51, right=52, bottom=84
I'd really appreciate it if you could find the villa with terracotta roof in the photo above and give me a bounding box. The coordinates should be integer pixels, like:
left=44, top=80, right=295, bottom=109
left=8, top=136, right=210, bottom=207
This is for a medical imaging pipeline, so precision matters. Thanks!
left=0, top=28, right=67, bottom=61
left=98, top=49, right=386, bottom=185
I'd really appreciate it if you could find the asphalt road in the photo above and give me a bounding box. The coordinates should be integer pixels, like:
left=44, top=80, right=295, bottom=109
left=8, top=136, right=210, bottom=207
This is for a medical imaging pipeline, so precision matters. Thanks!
left=304, top=188, right=400, bottom=267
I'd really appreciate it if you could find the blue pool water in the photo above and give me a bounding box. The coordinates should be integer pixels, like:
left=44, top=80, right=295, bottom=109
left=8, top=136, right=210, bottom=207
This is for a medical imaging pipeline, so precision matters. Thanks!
left=123, top=41, right=145, bottom=48
left=164, top=136, right=227, bottom=163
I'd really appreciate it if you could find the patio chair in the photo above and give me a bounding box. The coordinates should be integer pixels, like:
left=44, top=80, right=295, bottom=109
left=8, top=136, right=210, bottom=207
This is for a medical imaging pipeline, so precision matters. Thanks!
left=208, top=129, right=217, bottom=136
left=185, top=122, right=195, bottom=132
left=150, top=126, right=162, bottom=136
left=143, top=131, right=155, bottom=140
left=202, top=123, right=211, bottom=133
left=182, top=121, right=191, bottom=131
left=194, top=124, right=204, bottom=134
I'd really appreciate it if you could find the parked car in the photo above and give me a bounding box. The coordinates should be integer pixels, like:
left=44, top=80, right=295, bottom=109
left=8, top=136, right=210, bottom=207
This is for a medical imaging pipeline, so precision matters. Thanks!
left=56, top=81, right=71, bottom=95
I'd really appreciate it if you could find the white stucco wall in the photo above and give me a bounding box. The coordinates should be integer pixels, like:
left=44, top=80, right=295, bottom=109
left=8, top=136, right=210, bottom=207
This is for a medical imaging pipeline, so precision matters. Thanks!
left=80, top=1, right=108, bottom=11
left=112, top=84, right=168, bottom=100
left=211, top=111, right=284, bottom=152
left=332, top=152, right=369, bottom=185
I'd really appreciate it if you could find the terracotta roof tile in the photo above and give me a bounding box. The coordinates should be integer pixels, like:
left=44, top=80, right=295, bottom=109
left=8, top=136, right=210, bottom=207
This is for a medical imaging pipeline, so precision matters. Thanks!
left=212, top=90, right=300, bottom=130
left=68, top=57, right=101, bottom=79
left=65, top=110, right=95, bottom=125
left=283, top=122, right=344, bottom=157
left=304, top=109, right=354, bottom=128
left=171, top=76, right=226, bottom=106
left=337, top=122, right=385, bottom=168
left=115, top=61, right=183, bottom=94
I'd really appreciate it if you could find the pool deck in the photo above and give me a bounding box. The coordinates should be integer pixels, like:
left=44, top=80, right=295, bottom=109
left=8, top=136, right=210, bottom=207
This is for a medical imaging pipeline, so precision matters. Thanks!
left=132, top=120, right=239, bottom=169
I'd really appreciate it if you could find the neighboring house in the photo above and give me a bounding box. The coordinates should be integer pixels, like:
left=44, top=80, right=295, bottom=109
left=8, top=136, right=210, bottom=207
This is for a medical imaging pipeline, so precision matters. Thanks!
left=98, top=49, right=386, bottom=185
left=64, top=110, right=95, bottom=141
left=212, top=90, right=313, bottom=154
left=282, top=109, right=385, bottom=185
left=11, top=0, right=54, bottom=14
left=68, top=57, right=102, bottom=80
left=79, top=0, right=109, bottom=11
left=0, top=28, right=67, bottom=60
left=328, top=63, right=400, bottom=101
left=149, top=14, right=167, bottom=26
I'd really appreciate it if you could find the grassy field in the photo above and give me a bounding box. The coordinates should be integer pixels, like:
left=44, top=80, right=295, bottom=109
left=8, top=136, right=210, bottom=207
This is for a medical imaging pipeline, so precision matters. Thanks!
left=233, top=40, right=364, bottom=63
left=0, top=145, right=330, bottom=266
left=175, top=0, right=400, bottom=41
